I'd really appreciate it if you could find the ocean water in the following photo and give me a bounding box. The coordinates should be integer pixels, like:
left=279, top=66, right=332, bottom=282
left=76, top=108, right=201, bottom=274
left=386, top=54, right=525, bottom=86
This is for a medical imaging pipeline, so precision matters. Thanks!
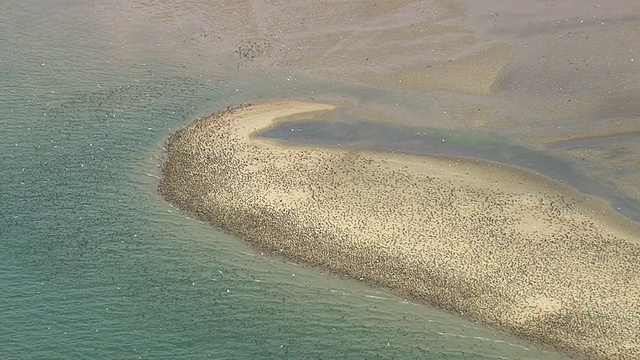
left=0, top=1, right=576, bottom=359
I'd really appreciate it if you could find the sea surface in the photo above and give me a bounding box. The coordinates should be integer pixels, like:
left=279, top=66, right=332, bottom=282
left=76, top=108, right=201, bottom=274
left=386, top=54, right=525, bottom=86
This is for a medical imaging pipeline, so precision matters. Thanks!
left=1, top=1, right=627, bottom=359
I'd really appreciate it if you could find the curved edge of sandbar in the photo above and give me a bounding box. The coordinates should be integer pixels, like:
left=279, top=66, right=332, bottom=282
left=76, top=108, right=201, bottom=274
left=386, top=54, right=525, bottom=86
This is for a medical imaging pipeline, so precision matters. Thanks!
left=159, top=100, right=640, bottom=360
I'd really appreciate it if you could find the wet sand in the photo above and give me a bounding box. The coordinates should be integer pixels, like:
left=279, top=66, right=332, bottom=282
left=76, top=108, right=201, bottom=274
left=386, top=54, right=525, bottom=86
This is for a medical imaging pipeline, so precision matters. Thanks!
left=159, top=101, right=640, bottom=360
left=257, top=116, right=640, bottom=224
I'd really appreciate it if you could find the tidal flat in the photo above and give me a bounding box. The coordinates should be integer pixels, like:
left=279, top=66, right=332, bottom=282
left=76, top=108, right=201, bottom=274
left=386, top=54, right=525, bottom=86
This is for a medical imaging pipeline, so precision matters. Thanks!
left=3, top=0, right=639, bottom=359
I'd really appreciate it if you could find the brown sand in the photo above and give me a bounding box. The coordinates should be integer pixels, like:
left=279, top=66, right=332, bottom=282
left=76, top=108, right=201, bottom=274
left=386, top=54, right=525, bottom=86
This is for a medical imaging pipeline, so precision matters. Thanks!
left=159, top=100, right=640, bottom=360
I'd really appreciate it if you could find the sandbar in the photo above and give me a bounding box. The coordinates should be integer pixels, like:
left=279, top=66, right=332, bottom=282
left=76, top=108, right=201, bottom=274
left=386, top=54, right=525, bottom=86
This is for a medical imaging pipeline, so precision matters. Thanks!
left=159, top=100, right=640, bottom=359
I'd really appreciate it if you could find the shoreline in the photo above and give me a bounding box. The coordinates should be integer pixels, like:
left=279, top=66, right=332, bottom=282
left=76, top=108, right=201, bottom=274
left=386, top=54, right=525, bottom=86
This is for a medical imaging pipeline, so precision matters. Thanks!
left=159, top=100, right=640, bottom=359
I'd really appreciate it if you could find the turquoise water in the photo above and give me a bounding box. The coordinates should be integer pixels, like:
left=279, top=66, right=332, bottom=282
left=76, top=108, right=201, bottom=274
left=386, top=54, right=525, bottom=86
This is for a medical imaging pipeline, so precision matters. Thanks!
left=0, top=2, right=571, bottom=359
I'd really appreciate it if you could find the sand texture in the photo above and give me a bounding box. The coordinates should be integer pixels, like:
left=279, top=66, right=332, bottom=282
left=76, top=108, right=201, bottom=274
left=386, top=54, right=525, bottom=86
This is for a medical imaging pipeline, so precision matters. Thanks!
left=159, top=101, right=640, bottom=360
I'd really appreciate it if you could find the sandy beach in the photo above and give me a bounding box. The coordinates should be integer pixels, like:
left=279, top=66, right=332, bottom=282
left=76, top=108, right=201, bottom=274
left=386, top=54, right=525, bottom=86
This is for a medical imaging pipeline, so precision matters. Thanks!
left=159, top=100, right=640, bottom=360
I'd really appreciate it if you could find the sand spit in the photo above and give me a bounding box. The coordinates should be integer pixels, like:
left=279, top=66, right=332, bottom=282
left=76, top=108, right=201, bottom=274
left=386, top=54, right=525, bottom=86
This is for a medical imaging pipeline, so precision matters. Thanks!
left=159, top=101, right=640, bottom=359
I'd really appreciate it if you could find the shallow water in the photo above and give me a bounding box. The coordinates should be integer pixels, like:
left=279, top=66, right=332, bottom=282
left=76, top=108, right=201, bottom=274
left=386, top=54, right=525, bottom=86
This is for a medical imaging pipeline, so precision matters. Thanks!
left=3, top=1, right=637, bottom=359
left=257, top=113, right=640, bottom=223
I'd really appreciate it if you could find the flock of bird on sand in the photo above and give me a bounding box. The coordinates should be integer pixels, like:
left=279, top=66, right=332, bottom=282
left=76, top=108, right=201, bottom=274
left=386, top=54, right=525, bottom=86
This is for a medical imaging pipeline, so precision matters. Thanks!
left=159, top=103, right=640, bottom=360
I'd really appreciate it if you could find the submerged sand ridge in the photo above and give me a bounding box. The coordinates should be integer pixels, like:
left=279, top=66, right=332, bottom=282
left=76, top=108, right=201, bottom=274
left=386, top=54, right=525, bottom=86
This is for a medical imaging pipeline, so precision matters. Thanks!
left=159, top=101, right=640, bottom=360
